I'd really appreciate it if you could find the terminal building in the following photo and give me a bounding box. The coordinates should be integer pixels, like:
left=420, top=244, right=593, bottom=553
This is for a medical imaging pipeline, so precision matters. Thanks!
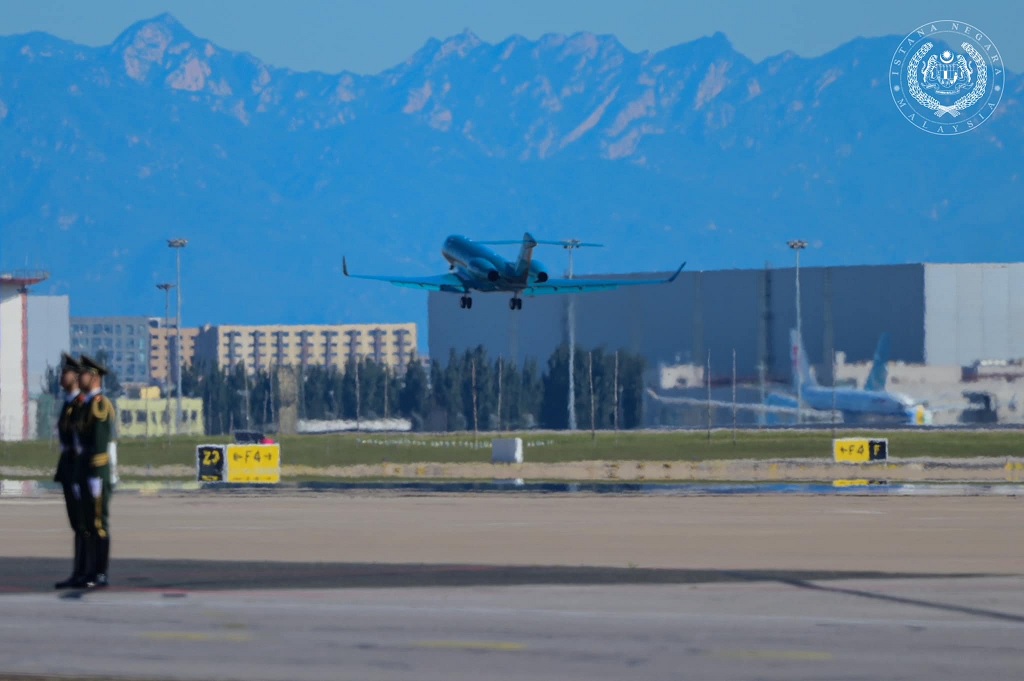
left=428, top=262, right=1024, bottom=382
left=194, top=323, right=418, bottom=374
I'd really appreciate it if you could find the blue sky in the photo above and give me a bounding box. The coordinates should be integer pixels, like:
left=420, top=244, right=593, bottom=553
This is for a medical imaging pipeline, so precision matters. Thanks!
left=0, top=0, right=1019, bottom=73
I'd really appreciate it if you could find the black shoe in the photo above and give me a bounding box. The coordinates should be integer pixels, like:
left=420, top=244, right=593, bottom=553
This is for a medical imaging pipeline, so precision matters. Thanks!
left=85, top=574, right=109, bottom=589
left=54, top=575, right=80, bottom=589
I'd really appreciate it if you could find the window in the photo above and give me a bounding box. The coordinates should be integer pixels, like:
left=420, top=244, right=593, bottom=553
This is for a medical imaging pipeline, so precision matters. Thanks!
left=121, top=411, right=133, bottom=425
left=135, top=410, right=146, bottom=424
left=92, top=324, right=102, bottom=334
left=126, top=325, right=134, bottom=336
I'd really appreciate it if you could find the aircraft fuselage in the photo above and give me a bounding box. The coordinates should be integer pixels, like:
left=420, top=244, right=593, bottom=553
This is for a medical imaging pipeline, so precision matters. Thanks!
left=442, top=235, right=548, bottom=292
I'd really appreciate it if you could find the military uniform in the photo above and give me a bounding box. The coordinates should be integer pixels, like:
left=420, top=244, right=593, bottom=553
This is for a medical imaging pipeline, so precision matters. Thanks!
left=74, top=355, right=116, bottom=588
left=54, top=353, right=86, bottom=589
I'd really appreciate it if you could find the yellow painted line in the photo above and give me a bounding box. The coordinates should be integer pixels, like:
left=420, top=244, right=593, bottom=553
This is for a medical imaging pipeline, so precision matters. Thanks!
left=416, top=640, right=525, bottom=652
left=833, top=479, right=869, bottom=487
left=142, top=631, right=250, bottom=642
left=714, top=649, right=832, bottom=661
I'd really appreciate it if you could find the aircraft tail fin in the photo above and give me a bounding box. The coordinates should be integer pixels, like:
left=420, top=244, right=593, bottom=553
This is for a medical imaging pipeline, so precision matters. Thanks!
left=514, top=232, right=539, bottom=280
left=790, top=328, right=818, bottom=391
left=864, top=332, right=890, bottom=392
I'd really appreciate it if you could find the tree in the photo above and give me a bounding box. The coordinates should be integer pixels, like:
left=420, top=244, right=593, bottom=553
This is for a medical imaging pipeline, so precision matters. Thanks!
left=398, top=358, right=429, bottom=422
left=436, top=350, right=465, bottom=431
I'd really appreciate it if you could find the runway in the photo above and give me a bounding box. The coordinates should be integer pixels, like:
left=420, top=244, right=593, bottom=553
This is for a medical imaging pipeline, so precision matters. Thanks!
left=1, top=493, right=1022, bottom=680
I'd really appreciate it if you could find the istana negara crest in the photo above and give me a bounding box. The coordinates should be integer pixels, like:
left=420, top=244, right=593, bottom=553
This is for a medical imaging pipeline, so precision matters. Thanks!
left=890, top=20, right=1004, bottom=135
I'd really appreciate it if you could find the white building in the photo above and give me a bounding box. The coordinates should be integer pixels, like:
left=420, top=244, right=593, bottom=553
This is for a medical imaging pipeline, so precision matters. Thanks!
left=0, top=271, right=49, bottom=441
left=28, top=295, right=70, bottom=397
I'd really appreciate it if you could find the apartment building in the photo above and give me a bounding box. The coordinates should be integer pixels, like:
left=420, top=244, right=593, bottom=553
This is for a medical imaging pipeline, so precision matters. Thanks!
left=194, top=323, right=417, bottom=373
left=70, top=316, right=154, bottom=384
left=149, top=326, right=200, bottom=384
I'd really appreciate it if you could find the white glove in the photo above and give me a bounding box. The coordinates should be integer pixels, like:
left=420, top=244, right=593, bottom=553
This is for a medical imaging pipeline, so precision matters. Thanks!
left=88, top=477, right=102, bottom=499
left=72, top=483, right=80, bottom=500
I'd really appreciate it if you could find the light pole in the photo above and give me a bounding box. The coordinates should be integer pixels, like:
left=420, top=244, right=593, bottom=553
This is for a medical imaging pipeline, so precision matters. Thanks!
left=156, top=283, right=175, bottom=435
left=561, top=238, right=602, bottom=431
left=787, top=239, right=807, bottom=424
left=168, top=238, right=188, bottom=434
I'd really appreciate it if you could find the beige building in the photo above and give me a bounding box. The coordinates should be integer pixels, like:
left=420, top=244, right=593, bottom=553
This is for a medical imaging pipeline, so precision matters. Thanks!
left=116, top=396, right=204, bottom=438
left=149, top=326, right=200, bottom=384
left=194, top=323, right=417, bottom=374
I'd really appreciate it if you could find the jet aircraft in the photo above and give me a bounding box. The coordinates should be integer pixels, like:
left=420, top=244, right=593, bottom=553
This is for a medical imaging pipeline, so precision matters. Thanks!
left=343, top=232, right=684, bottom=310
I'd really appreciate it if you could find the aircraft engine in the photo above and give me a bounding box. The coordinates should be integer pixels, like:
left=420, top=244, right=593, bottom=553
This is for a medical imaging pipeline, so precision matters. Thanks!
left=468, top=257, right=500, bottom=282
left=529, top=260, right=549, bottom=282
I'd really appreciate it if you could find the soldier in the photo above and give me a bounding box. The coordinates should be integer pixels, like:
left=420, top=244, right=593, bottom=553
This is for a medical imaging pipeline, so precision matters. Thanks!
left=75, top=354, right=116, bottom=589
left=54, top=353, right=85, bottom=589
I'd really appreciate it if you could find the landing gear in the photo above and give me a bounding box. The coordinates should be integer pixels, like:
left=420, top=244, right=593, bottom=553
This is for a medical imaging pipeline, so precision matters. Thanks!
left=459, top=295, right=473, bottom=309
left=509, top=297, right=523, bottom=311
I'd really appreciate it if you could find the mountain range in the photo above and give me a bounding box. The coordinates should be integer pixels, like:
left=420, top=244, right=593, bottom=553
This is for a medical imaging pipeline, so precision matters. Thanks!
left=1, top=14, right=1021, bottom=337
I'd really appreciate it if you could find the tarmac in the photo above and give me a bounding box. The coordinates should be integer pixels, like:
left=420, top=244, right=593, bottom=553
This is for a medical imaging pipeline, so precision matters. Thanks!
left=1, top=491, right=1022, bottom=680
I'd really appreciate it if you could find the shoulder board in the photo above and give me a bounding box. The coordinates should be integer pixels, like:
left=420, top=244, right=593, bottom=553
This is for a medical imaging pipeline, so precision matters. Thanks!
left=91, top=395, right=112, bottom=421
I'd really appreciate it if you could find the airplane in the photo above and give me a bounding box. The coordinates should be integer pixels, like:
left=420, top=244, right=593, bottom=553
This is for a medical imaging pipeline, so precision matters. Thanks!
left=343, top=232, right=685, bottom=310
left=863, top=332, right=890, bottom=392
left=777, top=329, right=932, bottom=425
left=648, top=329, right=934, bottom=425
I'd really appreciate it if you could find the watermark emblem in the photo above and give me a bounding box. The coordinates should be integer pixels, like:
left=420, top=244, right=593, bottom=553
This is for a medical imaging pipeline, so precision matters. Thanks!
left=890, top=20, right=1004, bottom=135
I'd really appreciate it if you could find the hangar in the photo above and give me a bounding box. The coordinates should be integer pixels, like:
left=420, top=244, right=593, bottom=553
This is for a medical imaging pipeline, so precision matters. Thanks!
left=428, top=263, right=1024, bottom=383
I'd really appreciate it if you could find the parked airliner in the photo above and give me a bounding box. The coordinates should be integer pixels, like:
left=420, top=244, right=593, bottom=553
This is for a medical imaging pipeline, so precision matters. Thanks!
left=648, top=330, right=933, bottom=425
left=777, top=329, right=932, bottom=425
left=343, top=232, right=684, bottom=310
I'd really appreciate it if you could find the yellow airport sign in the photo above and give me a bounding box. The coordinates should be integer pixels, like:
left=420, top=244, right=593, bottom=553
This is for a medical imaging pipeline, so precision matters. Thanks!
left=196, top=443, right=281, bottom=483
left=833, top=438, right=888, bottom=463
left=225, top=444, right=281, bottom=483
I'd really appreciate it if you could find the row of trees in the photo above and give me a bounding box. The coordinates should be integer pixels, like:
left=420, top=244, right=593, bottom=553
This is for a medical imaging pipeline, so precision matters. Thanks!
left=44, top=346, right=648, bottom=434
left=179, top=344, right=646, bottom=434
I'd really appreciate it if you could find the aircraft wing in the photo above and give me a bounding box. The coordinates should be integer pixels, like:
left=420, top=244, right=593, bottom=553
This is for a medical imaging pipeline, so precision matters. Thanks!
left=343, top=258, right=467, bottom=293
left=522, top=263, right=685, bottom=297
left=646, top=390, right=839, bottom=421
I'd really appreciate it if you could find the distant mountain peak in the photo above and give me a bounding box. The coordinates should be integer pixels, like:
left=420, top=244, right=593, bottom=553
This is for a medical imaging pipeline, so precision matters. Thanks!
left=655, top=30, right=743, bottom=62
left=110, top=13, right=204, bottom=82
left=432, top=29, right=482, bottom=63
left=113, top=12, right=197, bottom=46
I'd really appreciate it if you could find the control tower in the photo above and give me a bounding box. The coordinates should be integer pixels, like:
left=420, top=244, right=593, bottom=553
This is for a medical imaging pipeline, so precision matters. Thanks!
left=0, top=270, right=49, bottom=441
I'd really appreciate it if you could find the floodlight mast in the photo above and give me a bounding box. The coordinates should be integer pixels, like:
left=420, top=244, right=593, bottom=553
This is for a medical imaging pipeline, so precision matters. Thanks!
left=156, top=282, right=175, bottom=435
left=787, top=239, right=808, bottom=425
left=561, top=238, right=602, bottom=431
left=168, top=238, right=188, bottom=434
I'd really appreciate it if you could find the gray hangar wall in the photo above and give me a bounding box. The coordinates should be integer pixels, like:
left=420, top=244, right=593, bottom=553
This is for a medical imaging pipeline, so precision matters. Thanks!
left=428, top=264, right=929, bottom=380
left=923, top=263, right=1024, bottom=366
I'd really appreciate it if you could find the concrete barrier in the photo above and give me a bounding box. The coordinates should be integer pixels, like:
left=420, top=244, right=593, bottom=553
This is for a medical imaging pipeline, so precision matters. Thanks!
left=491, top=438, right=524, bottom=464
